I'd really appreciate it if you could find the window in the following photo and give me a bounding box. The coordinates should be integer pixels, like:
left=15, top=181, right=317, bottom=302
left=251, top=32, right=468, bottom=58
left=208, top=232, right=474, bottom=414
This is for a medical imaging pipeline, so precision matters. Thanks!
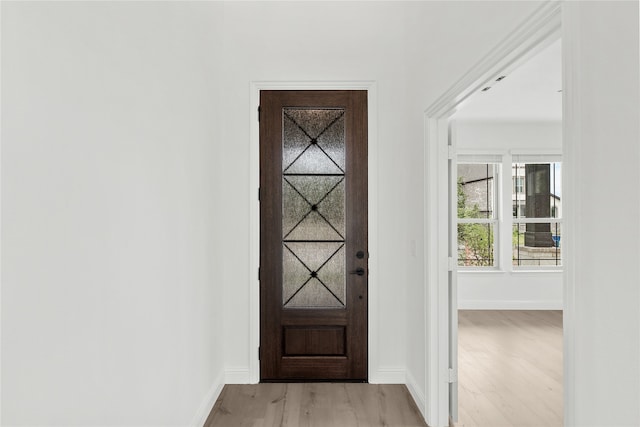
left=456, top=153, right=562, bottom=271
left=457, top=163, right=498, bottom=267
left=512, top=159, right=562, bottom=267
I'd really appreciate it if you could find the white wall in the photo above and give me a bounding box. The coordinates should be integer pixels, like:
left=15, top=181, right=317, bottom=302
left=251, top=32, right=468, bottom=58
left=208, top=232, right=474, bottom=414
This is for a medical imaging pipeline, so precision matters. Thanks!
left=455, top=120, right=562, bottom=152
left=563, top=2, right=640, bottom=426
left=1, top=2, right=225, bottom=425
left=453, top=120, right=563, bottom=309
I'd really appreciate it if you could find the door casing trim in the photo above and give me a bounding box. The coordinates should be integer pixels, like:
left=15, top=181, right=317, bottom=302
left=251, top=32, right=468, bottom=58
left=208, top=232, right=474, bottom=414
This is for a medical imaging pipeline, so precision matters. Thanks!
left=249, top=81, right=378, bottom=383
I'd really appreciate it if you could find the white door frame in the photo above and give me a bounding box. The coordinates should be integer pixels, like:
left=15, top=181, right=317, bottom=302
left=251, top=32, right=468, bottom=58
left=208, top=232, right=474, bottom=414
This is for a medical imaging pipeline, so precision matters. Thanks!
left=248, top=81, right=379, bottom=383
left=422, top=3, right=562, bottom=426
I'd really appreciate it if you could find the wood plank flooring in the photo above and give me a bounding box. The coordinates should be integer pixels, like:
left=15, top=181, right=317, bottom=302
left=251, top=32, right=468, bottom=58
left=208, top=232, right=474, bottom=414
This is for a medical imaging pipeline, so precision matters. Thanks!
left=204, top=311, right=561, bottom=427
left=205, top=383, right=427, bottom=427
left=456, top=310, right=563, bottom=427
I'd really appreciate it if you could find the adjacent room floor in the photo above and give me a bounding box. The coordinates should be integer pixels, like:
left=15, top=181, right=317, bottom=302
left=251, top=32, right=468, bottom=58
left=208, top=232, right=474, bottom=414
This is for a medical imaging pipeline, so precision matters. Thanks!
left=457, top=310, right=563, bottom=427
left=205, top=383, right=427, bottom=427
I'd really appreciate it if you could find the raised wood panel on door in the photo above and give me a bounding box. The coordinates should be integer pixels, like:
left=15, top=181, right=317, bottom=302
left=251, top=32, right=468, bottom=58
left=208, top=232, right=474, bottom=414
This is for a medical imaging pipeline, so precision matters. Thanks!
left=260, top=90, right=368, bottom=381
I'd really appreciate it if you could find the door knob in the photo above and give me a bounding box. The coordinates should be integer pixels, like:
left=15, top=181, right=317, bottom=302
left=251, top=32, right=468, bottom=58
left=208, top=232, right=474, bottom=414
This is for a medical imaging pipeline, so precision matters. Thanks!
left=350, top=267, right=366, bottom=276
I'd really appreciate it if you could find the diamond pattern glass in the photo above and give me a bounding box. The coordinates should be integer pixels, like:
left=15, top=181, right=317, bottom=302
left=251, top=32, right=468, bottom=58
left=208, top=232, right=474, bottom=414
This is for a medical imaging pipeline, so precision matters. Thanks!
left=282, top=108, right=346, bottom=309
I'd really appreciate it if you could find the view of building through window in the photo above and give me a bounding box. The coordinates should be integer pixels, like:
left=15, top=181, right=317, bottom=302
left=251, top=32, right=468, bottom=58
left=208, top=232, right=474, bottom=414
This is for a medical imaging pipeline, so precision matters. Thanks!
left=457, top=159, right=562, bottom=268
left=513, top=162, right=562, bottom=267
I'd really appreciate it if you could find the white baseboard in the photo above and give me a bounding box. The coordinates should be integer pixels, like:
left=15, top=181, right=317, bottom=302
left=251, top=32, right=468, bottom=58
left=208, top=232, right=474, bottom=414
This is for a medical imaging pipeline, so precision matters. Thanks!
left=225, top=367, right=252, bottom=384
left=405, top=369, right=427, bottom=422
left=224, top=366, right=406, bottom=384
left=190, top=371, right=224, bottom=427
left=457, top=299, right=563, bottom=310
left=369, top=366, right=405, bottom=384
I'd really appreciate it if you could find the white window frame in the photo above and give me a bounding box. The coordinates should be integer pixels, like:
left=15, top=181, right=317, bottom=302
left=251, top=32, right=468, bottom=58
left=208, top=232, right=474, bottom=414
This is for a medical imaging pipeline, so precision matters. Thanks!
left=455, top=151, right=563, bottom=272
left=514, top=176, right=525, bottom=194
left=511, top=153, right=563, bottom=270
left=456, top=155, right=502, bottom=270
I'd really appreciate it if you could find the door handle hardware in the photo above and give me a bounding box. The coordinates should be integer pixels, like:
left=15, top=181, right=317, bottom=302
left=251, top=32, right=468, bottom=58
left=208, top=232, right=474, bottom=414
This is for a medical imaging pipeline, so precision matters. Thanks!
left=350, top=267, right=366, bottom=276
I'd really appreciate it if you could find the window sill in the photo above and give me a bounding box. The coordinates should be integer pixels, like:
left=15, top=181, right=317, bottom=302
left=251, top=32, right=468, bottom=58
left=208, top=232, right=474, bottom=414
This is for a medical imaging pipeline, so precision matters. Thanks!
left=458, top=269, right=506, bottom=274
left=511, top=268, right=563, bottom=274
left=457, top=268, right=563, bottom=274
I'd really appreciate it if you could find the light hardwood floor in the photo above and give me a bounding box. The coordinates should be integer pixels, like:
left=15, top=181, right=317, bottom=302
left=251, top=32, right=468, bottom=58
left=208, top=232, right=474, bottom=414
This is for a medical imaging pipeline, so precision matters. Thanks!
left=205, top=383, right=427, bottom=427
left=456, top=310, right=563, bottom=427
left=204, top=311, right=561, bottom=427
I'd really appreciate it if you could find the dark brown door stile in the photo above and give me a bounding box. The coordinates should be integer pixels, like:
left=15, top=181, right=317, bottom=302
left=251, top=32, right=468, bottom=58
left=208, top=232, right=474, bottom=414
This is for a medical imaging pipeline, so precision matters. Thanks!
left=260, top=90, right=368, bottom=381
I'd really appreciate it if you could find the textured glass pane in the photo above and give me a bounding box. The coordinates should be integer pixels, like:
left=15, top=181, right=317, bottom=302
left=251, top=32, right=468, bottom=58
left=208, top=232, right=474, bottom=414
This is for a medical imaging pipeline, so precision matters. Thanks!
left=513, top=162, right=562, bottom=219
left=317, top=115, right=345, bottom=171
left=286, top=279, right=343, bottom=308
left=457, top=164, right=496, bottom=219
left=285, top=211, right=343, bottom=241
left=283, top=176, right=345, bottom=238
left=283, top=242, right=345, bottom=308
left=286, top=145, right=343, bottom=174
left=457, top=223, right=495, bottom=267
left=282, top=115, right=310, bottom=171
left=282, top=180, right=311, bottom=238
left=283, top=109, right=345, bottom=174
left=285, top=242, right=343, bottom=273
left=282, top=245, right=311, bottom=301
left=512, top=222, right=562, bottom=267
left=317, top=180, right=345, bottom=236
left=285, top=109, right=344, bottom=140
left=317, top=245, right=345, bottom=300
left=281, top=108, right=346, bottom=309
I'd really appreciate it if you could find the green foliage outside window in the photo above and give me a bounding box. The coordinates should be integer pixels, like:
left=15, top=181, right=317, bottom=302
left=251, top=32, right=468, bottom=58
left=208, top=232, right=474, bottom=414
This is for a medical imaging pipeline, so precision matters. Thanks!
left=458, top=178, right=494, bottom=266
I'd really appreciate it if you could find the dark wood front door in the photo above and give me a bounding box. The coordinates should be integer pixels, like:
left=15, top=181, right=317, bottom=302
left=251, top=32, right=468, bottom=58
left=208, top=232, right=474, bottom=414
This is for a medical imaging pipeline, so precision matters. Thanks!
left=260, top=90, right=368, bottom=381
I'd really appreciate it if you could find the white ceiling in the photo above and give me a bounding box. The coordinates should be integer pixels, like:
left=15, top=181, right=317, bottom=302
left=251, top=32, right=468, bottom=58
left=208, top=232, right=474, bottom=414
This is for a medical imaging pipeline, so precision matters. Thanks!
left=452, top=39, right=562, bottom=121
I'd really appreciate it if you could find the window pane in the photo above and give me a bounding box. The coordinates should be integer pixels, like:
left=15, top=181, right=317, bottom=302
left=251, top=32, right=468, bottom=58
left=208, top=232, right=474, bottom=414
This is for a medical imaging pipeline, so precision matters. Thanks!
left=458, top=223, right=495, bottom=267
left=512, top=222, right=562, bottom=267
left=457, top=163, right=497, bottom=219
left=513, top=162, right=561, bottom=218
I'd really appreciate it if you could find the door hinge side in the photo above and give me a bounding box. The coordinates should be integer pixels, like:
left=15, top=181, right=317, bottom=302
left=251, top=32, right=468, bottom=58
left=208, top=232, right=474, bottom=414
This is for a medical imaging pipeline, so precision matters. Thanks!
left=258, top=106, right=261, bottom=122
left=448, top=368, right=457, bottom=383
left=258, top=267, right=261, bottom=281
left=258, top=346, right=261, bottom=360
left=258, top=187, right=261, bottom=201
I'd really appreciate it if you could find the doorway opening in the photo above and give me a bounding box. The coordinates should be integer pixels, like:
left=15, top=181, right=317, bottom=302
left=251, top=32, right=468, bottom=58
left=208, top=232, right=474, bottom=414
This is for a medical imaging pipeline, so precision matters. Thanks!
left=449, top=35, right=563, bottom=427
left=422, top=3, right=563, bottom=425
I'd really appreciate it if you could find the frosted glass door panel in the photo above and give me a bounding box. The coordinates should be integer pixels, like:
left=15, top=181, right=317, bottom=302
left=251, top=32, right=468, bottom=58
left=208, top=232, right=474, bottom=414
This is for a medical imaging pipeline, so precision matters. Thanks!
left=282, top=108, right=346, bottom=309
